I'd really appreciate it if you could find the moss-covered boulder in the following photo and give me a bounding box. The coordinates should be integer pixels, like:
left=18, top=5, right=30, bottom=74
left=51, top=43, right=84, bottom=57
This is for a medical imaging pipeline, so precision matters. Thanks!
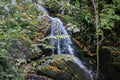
left=34, top=54, right=90, bottom=80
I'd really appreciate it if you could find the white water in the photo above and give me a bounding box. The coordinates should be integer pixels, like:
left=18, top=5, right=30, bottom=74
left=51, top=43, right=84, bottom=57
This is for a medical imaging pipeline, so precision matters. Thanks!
left=36, top=4, right=48, bottom=14
left=35, top=1, right=93, bottom=80
left=38, top=0, right=43, bottom=4
left=35, top=0, right=48, bottom=14
left=49, top=17, right=93, bottom=80
left=11, top=0, right=17, bottom=6
left=50, top=17, right=74, bottom=55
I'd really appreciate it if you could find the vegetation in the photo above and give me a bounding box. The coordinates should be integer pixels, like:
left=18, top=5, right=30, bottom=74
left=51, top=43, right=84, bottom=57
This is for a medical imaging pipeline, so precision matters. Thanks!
left=0, top=0, right=120, bottom=80
left=0, top=55, right=24, bottom=80
left=0, top=0, right=41, bottom=79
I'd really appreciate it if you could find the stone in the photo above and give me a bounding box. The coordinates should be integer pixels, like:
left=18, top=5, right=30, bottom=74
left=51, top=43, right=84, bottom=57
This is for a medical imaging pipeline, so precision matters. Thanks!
left=25, top=74, right=39, bottom=80
left=36, top=54, right=90, bottom=80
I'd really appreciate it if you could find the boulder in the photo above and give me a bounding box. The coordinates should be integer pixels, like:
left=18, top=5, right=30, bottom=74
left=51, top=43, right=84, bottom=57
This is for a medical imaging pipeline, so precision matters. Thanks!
left=35, top=54, right=90, bottom=80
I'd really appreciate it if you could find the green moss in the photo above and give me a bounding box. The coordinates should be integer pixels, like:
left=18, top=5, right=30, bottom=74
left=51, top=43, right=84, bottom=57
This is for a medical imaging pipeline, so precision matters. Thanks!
left=36, top=54, right=89, bottom=80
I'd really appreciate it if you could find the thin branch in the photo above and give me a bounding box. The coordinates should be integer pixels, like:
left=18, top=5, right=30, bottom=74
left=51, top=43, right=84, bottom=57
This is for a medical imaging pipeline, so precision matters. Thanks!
left=91, top=0, right=100, bottom=79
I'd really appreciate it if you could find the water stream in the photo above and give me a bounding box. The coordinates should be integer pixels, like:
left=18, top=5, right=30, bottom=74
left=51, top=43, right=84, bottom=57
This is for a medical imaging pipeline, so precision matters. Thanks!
left=49, top=17, right=93, bottom=80
left=35, top=1, right=93, bottom=80
left=11, top=0, right=17, bottom=6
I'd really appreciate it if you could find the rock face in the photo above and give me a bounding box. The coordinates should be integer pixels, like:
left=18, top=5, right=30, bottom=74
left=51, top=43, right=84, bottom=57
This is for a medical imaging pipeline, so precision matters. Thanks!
left=34, top=54, right=89, bottom=80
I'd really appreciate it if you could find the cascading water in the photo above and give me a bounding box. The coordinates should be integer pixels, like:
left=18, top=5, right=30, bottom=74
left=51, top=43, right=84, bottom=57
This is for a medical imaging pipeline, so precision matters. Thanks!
left=49, top=17, right=93, bottom=80
left=35, top=1, right=93, bottom=80
left=34, top=0, right=48, bottom=14
left=11, top=0, right=17, bottom=6
left=36, top=4, right=48, bottom=14
left=50, top=17, right=74, bottom=55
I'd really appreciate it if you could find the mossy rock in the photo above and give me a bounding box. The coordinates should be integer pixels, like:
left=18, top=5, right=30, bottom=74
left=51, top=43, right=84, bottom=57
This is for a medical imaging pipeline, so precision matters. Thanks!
left=36, top=54, right=90, bottom=80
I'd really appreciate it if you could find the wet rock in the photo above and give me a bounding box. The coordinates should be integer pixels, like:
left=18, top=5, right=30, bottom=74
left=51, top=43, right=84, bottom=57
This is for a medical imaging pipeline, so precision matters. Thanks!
left=25, top=74, right=39, bottom=80
left=36, top=54, right=90, bottom=80
left=39, top=76, right=50, bottom=80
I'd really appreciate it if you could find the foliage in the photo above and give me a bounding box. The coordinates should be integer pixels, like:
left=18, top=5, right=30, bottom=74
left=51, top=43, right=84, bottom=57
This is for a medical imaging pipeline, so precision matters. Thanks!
left=43, top=0, right=72, bottom=14
left=0, top=0, right=120, bottom=79
left=99, top=1, right=120, bottom=45
left=0, top=0, right=44, bottom=53
left=43, top=0, right=95, bottom=45
left=0, top=1, right=43, bottom=79
left=0, top=0, right=40, bottom=41
left=43, top=0, right=120, bottom=48
left=0, top=55, right=24, bottom=80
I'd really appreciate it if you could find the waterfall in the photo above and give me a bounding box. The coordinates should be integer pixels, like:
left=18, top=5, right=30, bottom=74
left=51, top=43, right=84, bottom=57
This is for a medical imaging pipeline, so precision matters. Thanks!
left=36, top=4, right=48, bottom=14
left=11, top=0, right=17, bottom=6
left=34, top=0, right=48, bottom=14
left=49, top=17, right=93, bottom=80
left=35, top=1, right=93, bottom=80
left=49, top=17, right=74, bottom=55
